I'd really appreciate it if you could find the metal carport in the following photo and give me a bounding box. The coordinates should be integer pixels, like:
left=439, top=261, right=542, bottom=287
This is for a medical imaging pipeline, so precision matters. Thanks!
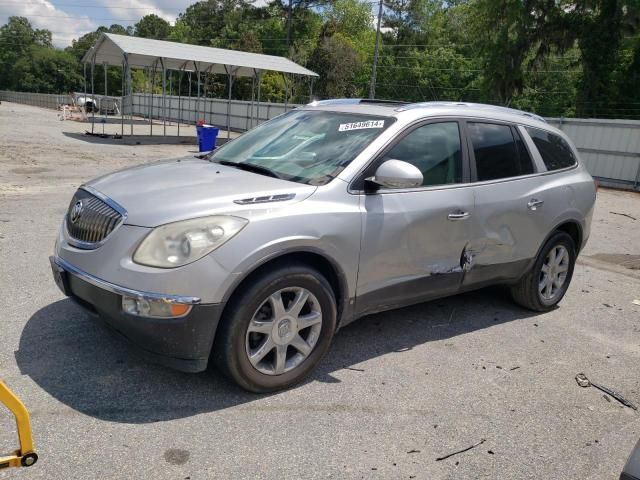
left=81, top=33, right=318, bottom=138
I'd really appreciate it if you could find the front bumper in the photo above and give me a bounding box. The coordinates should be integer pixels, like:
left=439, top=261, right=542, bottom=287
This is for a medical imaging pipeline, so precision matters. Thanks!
left=50, top=256, right=224, bottom=373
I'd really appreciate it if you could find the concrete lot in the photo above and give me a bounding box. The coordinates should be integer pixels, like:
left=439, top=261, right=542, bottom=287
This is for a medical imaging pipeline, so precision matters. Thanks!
left=1, top=101, right=639, bottom=479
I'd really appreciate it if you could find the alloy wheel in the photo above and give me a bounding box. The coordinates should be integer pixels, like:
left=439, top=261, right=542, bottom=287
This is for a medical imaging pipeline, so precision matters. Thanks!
left=245, top=287, right=323, bottom=375
left=539, top=245, right=570, bottom=301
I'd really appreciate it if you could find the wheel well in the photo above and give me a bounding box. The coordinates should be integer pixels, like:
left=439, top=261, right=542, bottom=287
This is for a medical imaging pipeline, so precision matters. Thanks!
left=223, top=251, right=346, bottom=324
left=555, top=221, right=582, bottom=252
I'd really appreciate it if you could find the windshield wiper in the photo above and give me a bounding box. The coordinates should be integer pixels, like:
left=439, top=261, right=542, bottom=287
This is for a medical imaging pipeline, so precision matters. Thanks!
left=216, top=160, right=283, bottom=179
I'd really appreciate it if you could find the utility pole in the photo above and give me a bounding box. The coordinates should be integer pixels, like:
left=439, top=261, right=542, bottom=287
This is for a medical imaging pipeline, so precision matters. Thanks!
left=369, top=0, right=383, bottom=99
left=286, top=0, right=293, bottom=54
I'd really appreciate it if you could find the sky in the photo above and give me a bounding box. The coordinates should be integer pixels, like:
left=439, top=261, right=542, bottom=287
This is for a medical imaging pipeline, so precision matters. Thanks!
left=1, top=0, right=380, bottom=49
left=0, top=0, right=197, bottom=47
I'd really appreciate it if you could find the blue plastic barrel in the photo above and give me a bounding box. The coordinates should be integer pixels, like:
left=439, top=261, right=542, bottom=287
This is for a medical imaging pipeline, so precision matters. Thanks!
left=196, top=124, right=219, bottom=152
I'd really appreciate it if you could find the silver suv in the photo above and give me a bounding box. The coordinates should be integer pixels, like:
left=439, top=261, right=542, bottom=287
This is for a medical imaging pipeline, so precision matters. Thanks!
left=51, top=100, right=596, bottom=392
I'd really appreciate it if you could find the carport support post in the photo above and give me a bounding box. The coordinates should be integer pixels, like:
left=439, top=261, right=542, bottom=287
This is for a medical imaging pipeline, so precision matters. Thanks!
left=104, top=62, right=108, bottom=127
left=282, top=72, right=288, bottom=112
left=160, top=58, right=166, bottom=137
left=194, top=62, right=200, bottom=125
left=225, top=65, right=235, bottom=140
left=187, top=71, right=192, bottom=127
left=120, top=60, right=124, bottom=136
left=90, top=54, right=95, bottom=134
left=150, top=59, right=157, bottom=136
left=255, top=70, right=262, bottom=127
left=205, top=65, right=214, bottom=125
left=249, top=70, right=256, bottom=130
left=124, top=53, right=133, bottom=136
left=177, top=63, right=186, bottom=137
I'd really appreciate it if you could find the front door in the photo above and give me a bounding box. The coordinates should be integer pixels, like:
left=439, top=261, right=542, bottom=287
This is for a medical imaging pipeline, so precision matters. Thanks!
left=354, top=120, right=474, bottom=317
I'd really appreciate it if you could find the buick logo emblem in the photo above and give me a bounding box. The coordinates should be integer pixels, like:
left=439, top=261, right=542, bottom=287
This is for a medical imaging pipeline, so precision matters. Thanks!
left=278, top=319, right=291, bottom=338
left=70, top=200, right=84, bottom=224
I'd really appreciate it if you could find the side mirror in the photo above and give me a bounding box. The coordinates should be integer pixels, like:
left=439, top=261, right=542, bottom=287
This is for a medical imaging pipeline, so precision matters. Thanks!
left=367, top=159, right=423, bottom=189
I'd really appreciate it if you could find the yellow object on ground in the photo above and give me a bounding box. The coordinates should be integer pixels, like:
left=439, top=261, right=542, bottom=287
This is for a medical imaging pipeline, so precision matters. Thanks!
left=0, top=380, right=38, bottom=469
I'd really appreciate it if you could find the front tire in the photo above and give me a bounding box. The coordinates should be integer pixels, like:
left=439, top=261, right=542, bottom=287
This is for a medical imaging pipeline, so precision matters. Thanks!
left=213, top=264, right=337, bottom=393
left=510, top=231, right=576, bottom=312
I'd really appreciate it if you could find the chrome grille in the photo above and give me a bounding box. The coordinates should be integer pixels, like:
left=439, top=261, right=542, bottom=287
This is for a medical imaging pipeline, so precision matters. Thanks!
left=65, top=188, right=124, bottom=247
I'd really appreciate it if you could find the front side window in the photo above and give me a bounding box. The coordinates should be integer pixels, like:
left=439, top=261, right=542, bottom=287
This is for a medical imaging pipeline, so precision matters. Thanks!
left=209, top=110, right=394, bottom=185
left=382, top=122, right=463, bottom=186
left=525, top=127, right=577, bottom=171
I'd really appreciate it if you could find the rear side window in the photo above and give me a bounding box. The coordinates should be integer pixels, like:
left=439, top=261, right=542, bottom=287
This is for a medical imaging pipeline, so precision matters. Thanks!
left=468, top=122, right=534, bottom=181
left=525, top=127, right=577, bottom=171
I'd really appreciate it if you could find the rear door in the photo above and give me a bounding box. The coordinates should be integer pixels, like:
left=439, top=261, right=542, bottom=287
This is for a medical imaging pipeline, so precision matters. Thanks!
left=462, top=120, right=555, bottom=286
left=354, top=120, right=475, bottom=316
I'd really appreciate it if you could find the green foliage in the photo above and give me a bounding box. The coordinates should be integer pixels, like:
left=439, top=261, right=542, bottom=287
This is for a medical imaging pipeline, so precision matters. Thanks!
left=309, top=33, right=363, bottom=98
left=134, top=14, right=172, bottom=40
left=1, top=0, right=639, bottom=118
left=0, top=17, right=77, bottom=92
left=12, top=46, right=83, bottom=93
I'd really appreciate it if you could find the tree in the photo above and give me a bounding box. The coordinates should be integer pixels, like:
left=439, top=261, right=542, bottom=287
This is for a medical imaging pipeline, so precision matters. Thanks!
left=0, top=17, right=53, bottom=89
left=134, top=14, right=172, bottom=40
left=572, top=0, right=629, bottom=117
left=12, top=46, right=83, bottom=93
left=177, top=0, right=253, bottom=46
left=468, top=0, right=575, bottom=104
left=309, top=34, right=362, bottom=98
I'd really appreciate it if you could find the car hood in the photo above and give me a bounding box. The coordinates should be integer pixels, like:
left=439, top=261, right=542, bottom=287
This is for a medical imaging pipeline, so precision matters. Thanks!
left=85, top=157, right=317, bottom=227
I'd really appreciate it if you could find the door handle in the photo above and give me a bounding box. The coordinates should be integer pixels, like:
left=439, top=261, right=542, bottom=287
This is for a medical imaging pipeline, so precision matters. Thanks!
left=448, top=211, right=470, bottom=221
left=527, top=199, right=544, bottom=210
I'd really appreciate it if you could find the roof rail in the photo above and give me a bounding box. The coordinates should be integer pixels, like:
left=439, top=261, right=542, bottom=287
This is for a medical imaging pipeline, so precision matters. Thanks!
left=306, top=98, right=409, bottom=107
left=396, top=102, right=547, bottom=123
left=307, top=99, right=361, bottom=106
left=360, top=99, right=410, bottom=105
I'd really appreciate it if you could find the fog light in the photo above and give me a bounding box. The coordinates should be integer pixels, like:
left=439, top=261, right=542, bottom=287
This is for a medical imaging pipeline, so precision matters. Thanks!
left=122, top=296, right=192, bottom=318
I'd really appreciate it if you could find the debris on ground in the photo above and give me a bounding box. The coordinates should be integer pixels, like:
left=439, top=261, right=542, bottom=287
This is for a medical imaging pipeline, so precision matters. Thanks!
left=610, top=211, right=637, bottom=221
left=436, top=439, right=486, bottom=461
left=510, top=366, right=521, bottom=371
left=407, top=449, right=420, bottom=454
left=575, top=373, right=638, bottom=410
left=632, top=299, right=640, bottom=306
left=344, top=367, right=365, bottom=372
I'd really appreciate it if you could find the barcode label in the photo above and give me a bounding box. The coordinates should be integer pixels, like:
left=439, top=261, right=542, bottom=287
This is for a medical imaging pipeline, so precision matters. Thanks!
left=338, top=120, right=385, bottom=132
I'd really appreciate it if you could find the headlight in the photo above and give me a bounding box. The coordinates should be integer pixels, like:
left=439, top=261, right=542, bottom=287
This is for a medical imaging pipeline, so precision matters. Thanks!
left=133, top=215, right=248, bottom=268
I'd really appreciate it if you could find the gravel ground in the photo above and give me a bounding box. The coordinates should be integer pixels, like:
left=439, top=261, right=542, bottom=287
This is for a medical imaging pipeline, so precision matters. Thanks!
left=1, top=101, right=639, bottom=480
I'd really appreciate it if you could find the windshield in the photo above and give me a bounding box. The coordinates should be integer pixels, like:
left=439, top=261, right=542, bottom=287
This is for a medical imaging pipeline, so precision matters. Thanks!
left=209, top=110, right=394, bottom=185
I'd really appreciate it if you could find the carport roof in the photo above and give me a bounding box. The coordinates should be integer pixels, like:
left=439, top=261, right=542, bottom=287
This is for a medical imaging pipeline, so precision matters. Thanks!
left=82, top=33, right=318, bottom=78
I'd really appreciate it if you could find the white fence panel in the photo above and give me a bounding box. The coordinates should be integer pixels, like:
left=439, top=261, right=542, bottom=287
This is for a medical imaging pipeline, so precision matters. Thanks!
left=126, top=93, right=299, bottom=132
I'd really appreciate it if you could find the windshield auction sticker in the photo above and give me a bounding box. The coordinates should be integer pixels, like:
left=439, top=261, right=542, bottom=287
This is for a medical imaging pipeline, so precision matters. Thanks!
left=338, top=120, right=385, bottom=132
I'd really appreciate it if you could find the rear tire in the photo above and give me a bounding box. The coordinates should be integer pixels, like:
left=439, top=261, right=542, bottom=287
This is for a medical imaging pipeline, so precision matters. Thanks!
left=510, top=231, right=576, bottom=312
left=212, top=264, right=337, bottom=393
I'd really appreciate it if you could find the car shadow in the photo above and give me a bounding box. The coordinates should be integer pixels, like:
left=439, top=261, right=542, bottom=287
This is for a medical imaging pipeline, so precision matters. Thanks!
left=15, top=287, right=536, bottom=424
left=61, top=131, right=198, bottom=146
